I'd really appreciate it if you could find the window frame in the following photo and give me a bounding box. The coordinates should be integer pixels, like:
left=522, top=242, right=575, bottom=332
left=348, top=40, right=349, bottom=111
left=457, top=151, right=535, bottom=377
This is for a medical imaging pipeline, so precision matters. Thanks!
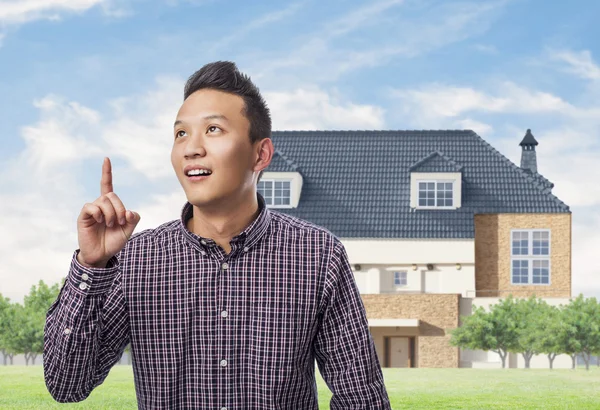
left=416, top=179, right=455, bottom=209
left=257, top=178, right=293, bottom=208
left=510, top=229, right=552, bottom=285
left=394, top=271, right=408, bottom=286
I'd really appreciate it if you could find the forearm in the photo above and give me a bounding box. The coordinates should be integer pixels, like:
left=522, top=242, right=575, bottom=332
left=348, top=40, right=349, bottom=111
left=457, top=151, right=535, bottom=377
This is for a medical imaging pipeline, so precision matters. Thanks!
left=43, top=250, right=129, bottom=402
left=315, top=239, right=392, bottom=409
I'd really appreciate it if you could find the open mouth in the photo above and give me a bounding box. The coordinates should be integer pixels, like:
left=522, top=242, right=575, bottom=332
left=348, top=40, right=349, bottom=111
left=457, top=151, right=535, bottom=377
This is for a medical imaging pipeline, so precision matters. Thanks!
left=186, top=169, right=212, bottom=181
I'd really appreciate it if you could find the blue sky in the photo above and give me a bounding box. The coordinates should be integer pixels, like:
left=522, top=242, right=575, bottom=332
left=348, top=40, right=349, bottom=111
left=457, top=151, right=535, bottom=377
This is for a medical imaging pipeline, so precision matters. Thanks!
left=1, top=0, right=599, bottom=303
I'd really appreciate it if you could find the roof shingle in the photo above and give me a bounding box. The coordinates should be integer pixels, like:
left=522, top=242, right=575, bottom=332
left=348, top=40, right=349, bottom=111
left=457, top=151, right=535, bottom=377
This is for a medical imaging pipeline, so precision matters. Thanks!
left=265, top=130, right=570, bottom=239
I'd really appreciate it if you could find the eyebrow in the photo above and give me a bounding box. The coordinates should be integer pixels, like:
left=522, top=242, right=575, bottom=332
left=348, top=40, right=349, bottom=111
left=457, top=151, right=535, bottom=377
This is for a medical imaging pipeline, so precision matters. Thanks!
left=174, top=115, right=230, bottom=128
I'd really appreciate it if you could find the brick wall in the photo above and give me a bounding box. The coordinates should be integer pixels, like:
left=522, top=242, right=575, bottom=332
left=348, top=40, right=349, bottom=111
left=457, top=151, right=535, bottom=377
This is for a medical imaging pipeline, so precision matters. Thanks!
left=474, top=213, right=571, bottom=298
left=362, top=294, right=460, bottom=368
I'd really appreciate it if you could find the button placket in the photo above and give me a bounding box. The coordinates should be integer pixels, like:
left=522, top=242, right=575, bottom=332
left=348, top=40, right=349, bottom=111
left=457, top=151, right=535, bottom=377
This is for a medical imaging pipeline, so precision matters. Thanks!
left=217, top=258, right=231, bottom=401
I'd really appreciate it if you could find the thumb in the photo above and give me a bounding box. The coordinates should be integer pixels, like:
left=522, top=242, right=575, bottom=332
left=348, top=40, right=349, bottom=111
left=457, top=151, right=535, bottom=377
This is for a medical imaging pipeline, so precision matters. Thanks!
left=121, top=211, right=141, bottom=240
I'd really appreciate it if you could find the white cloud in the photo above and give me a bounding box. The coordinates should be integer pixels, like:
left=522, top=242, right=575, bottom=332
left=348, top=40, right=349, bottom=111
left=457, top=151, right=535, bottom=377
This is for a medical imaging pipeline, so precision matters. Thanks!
left=472, top=44, right=498, bottom=54
left=101, top=76, right=182, bottom=181
left=134, top=190, right=187, bottom=232
left=251, top=0, right=508, bottom=84
left=388, top=76, right=600, bottom=301
left=0, top=0, right=109, bottom=25
left=391, top=82, right=573, bottom=120
left=207, top=1, right=306, bottom=53
left=17, top=95, right=103, bottom=175
left=265, top=86, right=385, bottom=130
left=0, top=101, right=99, bottom=302
left=455, top=118, right=493, bottom=136
left=324, top=0, right=404, bottom=38
left=549, top=49, right=600, bottom=81
left=164, top=0, right=217, bottom=5
left=0, top=78, right=388, bottom=302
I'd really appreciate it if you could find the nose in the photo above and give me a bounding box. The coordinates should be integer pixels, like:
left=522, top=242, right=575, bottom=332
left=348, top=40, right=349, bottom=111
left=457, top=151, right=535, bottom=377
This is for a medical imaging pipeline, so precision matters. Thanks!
left=183, top=132, right=207, bottom=159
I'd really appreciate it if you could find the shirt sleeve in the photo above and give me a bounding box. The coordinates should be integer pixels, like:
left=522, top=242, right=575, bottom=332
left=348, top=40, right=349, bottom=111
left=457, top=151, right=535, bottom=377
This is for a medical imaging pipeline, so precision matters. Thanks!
left=43, top=248, right=130, bottom=403
left=313, top=239, right=392, bottom=409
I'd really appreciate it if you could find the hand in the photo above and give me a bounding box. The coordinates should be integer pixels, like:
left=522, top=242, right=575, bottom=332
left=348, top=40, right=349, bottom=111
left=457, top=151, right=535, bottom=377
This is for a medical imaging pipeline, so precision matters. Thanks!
left=76, top=157, right=141, bottom=268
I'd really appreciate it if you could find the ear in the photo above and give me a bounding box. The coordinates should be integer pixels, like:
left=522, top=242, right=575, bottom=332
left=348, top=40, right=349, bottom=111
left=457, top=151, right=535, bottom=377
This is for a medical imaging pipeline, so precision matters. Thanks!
left=253, top=138, right=274, bottom=173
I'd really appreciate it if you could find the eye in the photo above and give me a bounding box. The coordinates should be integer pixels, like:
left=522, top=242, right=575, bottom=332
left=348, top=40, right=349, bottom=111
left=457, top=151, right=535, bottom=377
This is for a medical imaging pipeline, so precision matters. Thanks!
left=207, top=125, right=222, bottom=133
left=175, top=130, right=187, bottom=138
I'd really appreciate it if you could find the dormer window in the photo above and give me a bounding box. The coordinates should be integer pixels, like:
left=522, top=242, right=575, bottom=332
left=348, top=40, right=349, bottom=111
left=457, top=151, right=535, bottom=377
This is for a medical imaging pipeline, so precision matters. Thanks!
left=418, top=181, right=454, bottom=207
left=410, top=173, right=461, bottom=209
left=260, top=151, right=303, bottom=209
left=408, top=151, right=463, bottom=210
left=258, top=180, right=291, bottom=207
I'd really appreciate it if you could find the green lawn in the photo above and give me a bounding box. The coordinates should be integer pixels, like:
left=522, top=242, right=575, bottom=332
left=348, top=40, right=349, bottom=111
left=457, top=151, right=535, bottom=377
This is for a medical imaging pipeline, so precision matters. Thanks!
left=1, top=365, right=599, bottom=409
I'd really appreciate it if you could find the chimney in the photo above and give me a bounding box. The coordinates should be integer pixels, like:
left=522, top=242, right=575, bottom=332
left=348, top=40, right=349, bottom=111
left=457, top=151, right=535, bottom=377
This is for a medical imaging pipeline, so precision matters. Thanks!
left=519, top=129, right=539, bottom=174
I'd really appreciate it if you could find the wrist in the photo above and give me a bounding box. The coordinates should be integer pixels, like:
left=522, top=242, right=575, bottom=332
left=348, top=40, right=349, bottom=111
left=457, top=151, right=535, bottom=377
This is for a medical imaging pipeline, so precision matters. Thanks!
left=77, top=252, right=108, bottom=269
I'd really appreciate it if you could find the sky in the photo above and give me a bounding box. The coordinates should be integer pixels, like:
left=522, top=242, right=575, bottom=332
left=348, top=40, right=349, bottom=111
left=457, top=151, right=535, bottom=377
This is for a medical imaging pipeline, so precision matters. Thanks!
left=0, top=0, right=599, bottom=304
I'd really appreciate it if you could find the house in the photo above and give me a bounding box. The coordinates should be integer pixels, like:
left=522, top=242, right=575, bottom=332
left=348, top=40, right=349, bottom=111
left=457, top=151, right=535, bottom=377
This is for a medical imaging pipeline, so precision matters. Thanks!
left=262, top=129, right=572, bottom=369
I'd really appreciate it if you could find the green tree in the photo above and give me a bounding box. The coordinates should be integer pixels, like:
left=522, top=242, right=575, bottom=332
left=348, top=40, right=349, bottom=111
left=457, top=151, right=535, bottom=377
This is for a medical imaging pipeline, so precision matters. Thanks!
left=510, top=295, right=548, bottom=368
left=568, top=295, right=600, bottom=370
left=530, top=302, right=566, bottom=369
left=7, top=280, right=61, bottom=365
left=0, top=294, right=17, bottom=365
left=449, top=295, right=521, bottom=368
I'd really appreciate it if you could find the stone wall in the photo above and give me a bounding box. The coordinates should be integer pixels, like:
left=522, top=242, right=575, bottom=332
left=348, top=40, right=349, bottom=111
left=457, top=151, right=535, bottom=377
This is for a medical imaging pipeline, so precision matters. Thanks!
left=362, top=294, right=461, bottom=368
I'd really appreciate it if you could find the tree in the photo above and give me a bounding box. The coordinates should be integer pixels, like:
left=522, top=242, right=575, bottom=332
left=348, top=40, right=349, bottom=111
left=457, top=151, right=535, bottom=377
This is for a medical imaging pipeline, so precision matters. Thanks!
left=450, top=293, right=600, bottom=370
left=0, top=294, right=17, bottom=365
left=7, top=280, right=61, bottom=365
left=530, top=303, right=566, bottom=369
left=510, top=295, right=548, bottom=368
left=449, top=295, right=521, bottom=368
left=564, top=294, right=600, bottom=370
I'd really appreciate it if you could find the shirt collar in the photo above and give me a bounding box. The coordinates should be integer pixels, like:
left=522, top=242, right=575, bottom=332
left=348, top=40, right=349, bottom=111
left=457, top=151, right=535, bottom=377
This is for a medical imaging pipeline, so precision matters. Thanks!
left=179, top=191, right=271, bottom=253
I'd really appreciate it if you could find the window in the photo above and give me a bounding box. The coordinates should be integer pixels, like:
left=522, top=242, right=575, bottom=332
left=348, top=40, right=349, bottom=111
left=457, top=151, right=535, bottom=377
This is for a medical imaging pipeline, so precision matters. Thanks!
left=257, top=180, right=291, bottom=207
left=418, top=181, right=453, bottom=207
left=511, top=230, right=551, bottom=285
left=394, top=271, right=407, bottom=286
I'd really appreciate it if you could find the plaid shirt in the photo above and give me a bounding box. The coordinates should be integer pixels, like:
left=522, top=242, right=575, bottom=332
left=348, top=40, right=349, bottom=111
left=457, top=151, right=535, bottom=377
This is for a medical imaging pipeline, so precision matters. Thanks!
left=43, top=192, right=391, bottom=409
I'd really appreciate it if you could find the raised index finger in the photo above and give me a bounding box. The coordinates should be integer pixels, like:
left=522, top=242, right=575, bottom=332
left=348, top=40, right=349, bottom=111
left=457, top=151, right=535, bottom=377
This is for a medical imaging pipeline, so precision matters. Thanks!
left=101, top=157, right=113, bottom=195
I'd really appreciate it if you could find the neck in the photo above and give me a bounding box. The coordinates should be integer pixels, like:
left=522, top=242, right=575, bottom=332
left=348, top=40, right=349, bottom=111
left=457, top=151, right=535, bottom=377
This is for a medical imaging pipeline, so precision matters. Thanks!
left=188, top=190, right=260, bottom=253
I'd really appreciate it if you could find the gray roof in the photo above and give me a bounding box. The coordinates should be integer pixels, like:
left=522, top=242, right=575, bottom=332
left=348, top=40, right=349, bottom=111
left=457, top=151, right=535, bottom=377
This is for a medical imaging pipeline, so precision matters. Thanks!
left=266, top=130, right=570, bottom=239
left=519, top=129, right=539, bottom=146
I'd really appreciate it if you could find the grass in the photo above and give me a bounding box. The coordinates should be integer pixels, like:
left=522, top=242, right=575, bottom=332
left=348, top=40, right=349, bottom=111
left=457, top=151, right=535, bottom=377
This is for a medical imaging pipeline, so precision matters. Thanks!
left=1, top=365, right=599, bottom=409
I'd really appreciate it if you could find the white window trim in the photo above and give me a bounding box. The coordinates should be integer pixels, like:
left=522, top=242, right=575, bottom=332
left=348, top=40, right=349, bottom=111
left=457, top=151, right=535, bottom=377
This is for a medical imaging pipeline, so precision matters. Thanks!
left=260, top=171, right=303, bottom=209
left=417, top=179, right=455, bottom=209
left=394, top=271, right=408, bottom=286
left=510, top=229, right=552, bottom=286
left=258, top=178, right=293, bottom=209
left=410, top=172, right=462, bottom=209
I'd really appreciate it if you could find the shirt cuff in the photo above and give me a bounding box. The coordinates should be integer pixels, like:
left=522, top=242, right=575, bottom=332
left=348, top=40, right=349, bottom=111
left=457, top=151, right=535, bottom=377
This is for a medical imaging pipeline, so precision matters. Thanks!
left=68, top=249, right=120, bottom=296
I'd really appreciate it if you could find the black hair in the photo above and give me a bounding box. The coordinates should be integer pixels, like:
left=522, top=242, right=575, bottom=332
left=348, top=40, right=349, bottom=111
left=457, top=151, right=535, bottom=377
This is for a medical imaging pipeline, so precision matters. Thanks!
left=183, top=61, right=271, bottom=183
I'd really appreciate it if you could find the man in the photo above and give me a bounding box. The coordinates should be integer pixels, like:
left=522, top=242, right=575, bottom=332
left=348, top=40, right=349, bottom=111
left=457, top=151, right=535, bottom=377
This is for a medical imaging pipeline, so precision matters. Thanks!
left=43, top=61, right=391, bottom=409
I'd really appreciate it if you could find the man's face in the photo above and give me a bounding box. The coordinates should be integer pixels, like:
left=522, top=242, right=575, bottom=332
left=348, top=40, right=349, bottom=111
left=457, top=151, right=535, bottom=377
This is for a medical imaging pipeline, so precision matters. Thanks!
left=171, top=88, right=258, bottom=208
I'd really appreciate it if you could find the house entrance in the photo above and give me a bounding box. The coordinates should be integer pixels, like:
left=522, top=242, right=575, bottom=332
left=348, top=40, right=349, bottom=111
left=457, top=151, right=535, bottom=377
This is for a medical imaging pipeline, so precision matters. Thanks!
left=384, top=336, right=415, bottom=368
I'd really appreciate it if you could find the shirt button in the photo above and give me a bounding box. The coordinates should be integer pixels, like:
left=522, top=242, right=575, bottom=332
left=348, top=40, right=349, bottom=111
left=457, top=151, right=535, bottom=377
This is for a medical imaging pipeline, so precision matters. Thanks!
left=200, top=251, right=207, bottom=256
left=79, top=282, right=88, bottom=290
left=201, top=240, right=207, bottom=245
left=81, top=273, right=89, bottom=281
left=221, top=407, right=227, bottom=410
left=243, top=247, right=249, bottom=252
left=221, top=310, right=228, bottom=318
left=220, top=359, right=227, bottom=367
left=221, top=262, right=229, bottom=270
left=63, top=328, right=71, bottom=335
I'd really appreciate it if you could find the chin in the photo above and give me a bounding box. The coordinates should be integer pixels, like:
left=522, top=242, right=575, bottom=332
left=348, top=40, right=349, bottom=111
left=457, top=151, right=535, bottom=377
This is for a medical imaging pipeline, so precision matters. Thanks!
left=186, top=191, right=222, bottom=207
